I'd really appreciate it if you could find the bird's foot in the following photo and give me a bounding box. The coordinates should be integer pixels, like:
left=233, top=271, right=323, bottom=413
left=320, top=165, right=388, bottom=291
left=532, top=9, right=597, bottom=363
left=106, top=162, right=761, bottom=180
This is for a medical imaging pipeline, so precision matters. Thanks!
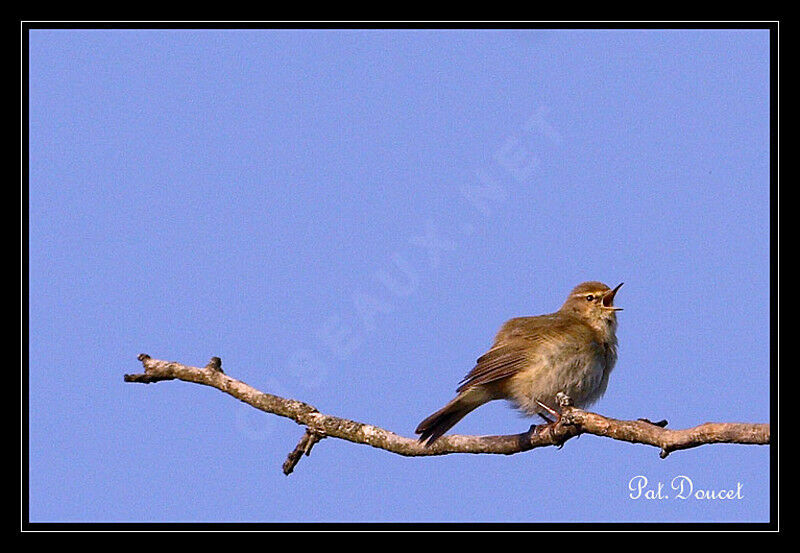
left=536, top=400, right=561, bottom=424
left=555, top=392, right=573, bottom=408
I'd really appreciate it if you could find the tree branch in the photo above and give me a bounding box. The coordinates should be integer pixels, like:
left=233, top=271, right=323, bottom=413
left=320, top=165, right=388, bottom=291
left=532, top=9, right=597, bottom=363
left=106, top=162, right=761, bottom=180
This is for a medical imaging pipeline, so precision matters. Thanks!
left=124, top=354, right=770, bottom=474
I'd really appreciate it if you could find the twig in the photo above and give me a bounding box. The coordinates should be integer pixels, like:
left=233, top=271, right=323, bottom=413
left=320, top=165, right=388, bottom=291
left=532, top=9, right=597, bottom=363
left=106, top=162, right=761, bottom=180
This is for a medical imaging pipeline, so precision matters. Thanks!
left=124, top=354, right=770, bottom=473
left=282, top=429, right=325, bottom=475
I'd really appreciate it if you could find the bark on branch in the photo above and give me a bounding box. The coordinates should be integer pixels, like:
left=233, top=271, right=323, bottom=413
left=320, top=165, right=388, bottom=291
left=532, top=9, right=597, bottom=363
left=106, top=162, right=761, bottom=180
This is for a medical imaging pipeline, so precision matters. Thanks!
left=124, top=354, right=770, bottom=474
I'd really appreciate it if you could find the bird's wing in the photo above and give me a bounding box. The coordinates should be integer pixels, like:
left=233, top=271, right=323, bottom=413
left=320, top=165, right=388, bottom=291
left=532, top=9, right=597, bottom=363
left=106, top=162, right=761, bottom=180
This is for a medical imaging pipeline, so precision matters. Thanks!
left=456, top=343, right=531, bottom=393
left=456, top=316, right=590, bottom=393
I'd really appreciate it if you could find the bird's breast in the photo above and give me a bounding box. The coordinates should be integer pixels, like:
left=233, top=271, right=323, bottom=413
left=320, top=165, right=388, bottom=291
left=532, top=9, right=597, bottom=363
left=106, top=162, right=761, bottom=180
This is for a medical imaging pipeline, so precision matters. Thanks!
left=505, top=343, right=609, bottom=414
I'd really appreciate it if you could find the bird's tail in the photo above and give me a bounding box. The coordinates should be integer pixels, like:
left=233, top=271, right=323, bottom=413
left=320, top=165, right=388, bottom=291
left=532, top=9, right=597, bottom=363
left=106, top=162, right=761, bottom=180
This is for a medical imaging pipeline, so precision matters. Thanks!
left=415, top=388, right=487, bottom=446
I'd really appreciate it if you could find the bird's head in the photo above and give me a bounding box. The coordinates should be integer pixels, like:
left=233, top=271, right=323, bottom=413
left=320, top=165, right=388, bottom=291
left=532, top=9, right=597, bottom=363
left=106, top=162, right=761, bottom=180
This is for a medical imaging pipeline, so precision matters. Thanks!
left=560, top=281, right=623, bottom=329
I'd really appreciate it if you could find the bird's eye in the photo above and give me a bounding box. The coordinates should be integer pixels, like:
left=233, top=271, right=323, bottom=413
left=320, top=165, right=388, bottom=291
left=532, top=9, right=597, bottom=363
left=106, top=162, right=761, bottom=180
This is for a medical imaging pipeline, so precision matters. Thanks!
left=586, top=295, right=594, bottom=301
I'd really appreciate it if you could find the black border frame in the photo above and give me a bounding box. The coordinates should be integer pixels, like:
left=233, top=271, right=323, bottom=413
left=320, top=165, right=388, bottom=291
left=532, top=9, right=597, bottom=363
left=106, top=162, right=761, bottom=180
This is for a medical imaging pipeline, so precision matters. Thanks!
left=20, top=20, right=779, bottom=533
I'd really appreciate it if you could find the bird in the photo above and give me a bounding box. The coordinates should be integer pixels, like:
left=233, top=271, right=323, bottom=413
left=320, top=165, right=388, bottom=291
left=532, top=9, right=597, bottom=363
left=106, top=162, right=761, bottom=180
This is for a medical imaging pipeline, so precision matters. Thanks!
left=415, top=281, right=623, bottom=446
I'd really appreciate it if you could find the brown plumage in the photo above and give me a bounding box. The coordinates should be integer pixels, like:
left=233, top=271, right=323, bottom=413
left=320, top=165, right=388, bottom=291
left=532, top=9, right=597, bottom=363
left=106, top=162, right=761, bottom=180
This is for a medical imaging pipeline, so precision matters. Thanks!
left=415, top=281, right=623, bottom=446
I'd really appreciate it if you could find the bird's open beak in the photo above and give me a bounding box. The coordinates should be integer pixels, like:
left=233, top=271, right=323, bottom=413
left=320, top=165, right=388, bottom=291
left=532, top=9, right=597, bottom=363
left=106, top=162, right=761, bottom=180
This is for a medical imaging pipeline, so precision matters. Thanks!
left=602, top=282, right=624, bottom=310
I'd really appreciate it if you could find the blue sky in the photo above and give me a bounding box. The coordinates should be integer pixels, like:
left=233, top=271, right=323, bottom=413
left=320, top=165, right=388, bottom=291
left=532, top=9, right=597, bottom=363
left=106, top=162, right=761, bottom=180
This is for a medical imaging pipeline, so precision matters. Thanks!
left=28, top=28, right=771, bottom=523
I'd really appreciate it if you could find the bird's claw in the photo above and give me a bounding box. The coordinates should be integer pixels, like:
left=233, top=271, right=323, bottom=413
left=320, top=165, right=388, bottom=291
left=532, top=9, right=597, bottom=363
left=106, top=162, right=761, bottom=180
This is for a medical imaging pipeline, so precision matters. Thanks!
left=555, top=392, right=574, bottom=408
left=536, top=400, right=561, bottom=423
